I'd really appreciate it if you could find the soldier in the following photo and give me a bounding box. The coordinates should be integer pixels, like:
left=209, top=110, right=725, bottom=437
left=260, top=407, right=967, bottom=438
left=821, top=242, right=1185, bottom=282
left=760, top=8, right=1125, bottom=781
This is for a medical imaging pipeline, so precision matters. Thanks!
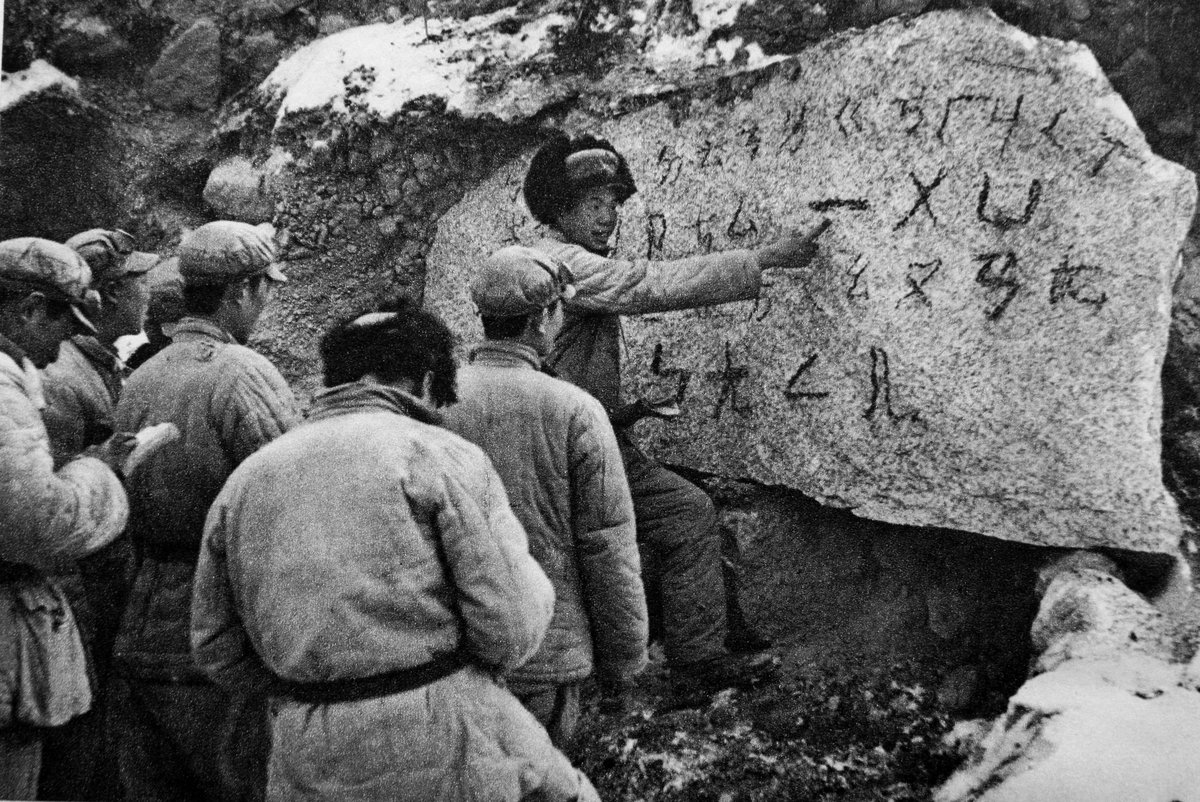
left=38, top=228, right=152, bottom=800
left=112, top=221, right=299, bottom=801
left=0, top=238, right=130, bottom=799
left=444, top=246, right=648, bottom=743
left=524, top=132, right=823, bottom=691
left=192, top=304, right=598, bottom=801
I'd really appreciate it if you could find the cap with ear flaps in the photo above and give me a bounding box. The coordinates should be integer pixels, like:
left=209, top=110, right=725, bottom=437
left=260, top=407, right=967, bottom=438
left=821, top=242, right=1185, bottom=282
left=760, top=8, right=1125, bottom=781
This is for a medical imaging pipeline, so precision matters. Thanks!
left=470, top=246, right=575, bottom=317
left=0, top=237, right=99, bottom=333
left=177, top=221, right=287, bottom=286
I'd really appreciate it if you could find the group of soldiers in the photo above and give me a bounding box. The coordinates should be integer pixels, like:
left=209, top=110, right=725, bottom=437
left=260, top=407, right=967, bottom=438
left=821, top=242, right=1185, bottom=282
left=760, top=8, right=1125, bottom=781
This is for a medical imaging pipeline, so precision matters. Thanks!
left=0, top=132, right=820, bottom=800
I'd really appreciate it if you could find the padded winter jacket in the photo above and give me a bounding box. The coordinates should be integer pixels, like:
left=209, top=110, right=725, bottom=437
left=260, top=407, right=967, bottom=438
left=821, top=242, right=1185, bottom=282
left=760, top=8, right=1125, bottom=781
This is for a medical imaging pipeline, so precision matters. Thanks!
left=0, top=335, right=128, bottom=727
left=535, top=232, right=762, bottom=412
left=192, top=381, right=594, bottom=801
left=112, top=317, right=298, bottom=682
left=41, top=335, right=126, bottom=468
left=444, top=341, right=647, bottom=690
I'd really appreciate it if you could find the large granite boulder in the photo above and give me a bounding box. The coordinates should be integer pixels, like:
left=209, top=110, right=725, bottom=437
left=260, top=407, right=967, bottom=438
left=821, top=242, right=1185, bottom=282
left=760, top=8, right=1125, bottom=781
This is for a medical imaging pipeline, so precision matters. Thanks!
left=425, top=9, right=1196, bottom=557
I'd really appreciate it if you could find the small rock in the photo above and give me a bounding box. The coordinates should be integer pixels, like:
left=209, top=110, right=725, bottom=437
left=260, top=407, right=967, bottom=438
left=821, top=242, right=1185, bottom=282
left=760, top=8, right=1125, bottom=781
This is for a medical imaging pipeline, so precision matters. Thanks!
left=146, top=19, right=221, bottom=111
left=52, top=14, right=129, bottom=73
left=319, top=13, right=355, bottom=36
left=1062, top=0, right=1090, bottom=21
left=203, top=156, right=274, bottom=223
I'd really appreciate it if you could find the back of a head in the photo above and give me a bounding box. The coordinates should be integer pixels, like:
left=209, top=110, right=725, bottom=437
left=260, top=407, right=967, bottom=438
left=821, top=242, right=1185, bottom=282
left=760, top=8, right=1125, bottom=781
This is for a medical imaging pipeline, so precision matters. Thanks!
left=320, top=300, right=458, bottom=407
left=523, top=132, right=637, bottom=226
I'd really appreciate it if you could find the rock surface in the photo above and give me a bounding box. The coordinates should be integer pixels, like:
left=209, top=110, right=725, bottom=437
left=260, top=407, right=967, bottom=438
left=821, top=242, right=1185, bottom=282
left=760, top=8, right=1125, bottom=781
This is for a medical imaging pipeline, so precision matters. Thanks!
left=147, top=19, right=222, bottom=111
left=425, top=9, right=1195, bottom=555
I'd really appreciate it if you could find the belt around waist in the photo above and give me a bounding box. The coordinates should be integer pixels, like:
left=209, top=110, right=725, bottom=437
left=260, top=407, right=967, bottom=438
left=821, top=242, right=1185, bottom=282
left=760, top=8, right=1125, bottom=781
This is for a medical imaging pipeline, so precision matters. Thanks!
left=270, top=653, right=465, bottom=704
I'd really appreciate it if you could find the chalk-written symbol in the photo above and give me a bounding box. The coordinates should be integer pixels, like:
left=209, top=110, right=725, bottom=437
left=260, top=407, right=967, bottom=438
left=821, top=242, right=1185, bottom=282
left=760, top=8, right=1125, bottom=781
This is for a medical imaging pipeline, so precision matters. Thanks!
left=706, top=341, right=751, bottom=420
left=778, top=105, right=808, bottom=153
left=893, top=169, right=946, bottom=230
left=784, top=353, right=831, bottom=400
left=976, top=173, right=1042, bottom=230
left=651, top=343, right=692, bottom=404
left=847, top=256, right=870, bottom=300
left=893, top=96, right=926, bottom=136
left=692, top=213, right=717, bottom=254
left=975, top=251, right=1021, bottom=320
left=836, top=96, right=865, bottom=137
left=809, top=198, right=870, bottom=212
left=656, top=144, right=683, bottom=186
left=864, top=346, right=920, bottom=423
left=1040, top=109, right=1066, bottom=150
left=897, top=259, right=942, bottom=310
left=727, top=199, right=759, bottom=241
left=936, top=94, right=991, bottom=143
left=1090, top=133, right=1137, bottom=177
left=990, top=95, right=1024, bottom=157
left=1050, top=256, right=1108, bottom=310
left=645, top=213, right=666, bottom=259
left=697, top=140, right=722, bottom=169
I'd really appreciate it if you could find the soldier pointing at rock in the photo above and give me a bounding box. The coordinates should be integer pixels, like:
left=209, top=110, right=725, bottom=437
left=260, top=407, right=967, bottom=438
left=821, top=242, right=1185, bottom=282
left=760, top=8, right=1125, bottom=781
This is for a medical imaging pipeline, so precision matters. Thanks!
left=524, top=132, right=825, bottom=692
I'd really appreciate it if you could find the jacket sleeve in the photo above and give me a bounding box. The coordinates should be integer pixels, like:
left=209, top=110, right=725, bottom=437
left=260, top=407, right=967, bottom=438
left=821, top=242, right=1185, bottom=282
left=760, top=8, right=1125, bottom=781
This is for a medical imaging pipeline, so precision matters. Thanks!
left=191, top=493, right=275, bottom=694
left=569, top=396, right=649, bottom=684
left=431, top=440, right=554, bottom=673
left=214, top=351, right=300, bottom=467
left=0, top=372, right=128, bottom=572
left=547, top=241, right=763, bottom=316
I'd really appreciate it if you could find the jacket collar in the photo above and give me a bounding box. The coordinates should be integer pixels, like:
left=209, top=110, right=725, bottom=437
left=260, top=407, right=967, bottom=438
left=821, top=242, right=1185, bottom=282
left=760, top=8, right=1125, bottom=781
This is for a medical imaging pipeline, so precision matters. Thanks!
left=71, top=334, right=125, bottom=375
left=164, top=317, right=237, bottom=345
left=468, top=340, right=541, bottom=371
left=308, top=380, right=443, bottom=426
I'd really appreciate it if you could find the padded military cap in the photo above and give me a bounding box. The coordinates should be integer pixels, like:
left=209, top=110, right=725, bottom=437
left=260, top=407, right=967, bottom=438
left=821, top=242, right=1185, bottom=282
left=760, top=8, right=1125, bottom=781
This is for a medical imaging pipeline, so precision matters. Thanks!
left=178, top=221, right=287, bottom=286
left=65, top=228, right=153, bottom=285
left=0, top=237, right=98, bottom=333
left=470, top=246, right=575, bottom=317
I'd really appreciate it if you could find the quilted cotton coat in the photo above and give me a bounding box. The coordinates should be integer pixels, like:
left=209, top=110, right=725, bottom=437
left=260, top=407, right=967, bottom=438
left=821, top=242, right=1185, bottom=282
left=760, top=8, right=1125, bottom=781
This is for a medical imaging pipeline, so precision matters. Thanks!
left=444, top=341, right=648, bottom=690
left=112, top=317, right=299, bottom=681
left=0, top=335, right=128, bottom=727
left=535, top=232, right=762, bottom=412
left=191, top=381, right=596, bottom=801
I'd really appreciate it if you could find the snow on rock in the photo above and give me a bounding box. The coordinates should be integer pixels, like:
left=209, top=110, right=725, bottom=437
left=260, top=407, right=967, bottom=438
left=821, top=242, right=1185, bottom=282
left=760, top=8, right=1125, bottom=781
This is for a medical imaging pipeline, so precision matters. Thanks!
left=258, top=2, right=781, bottom=127
left=935, top=655, right=1200, bottom=802
left=0, top=60, right=79, bottom=112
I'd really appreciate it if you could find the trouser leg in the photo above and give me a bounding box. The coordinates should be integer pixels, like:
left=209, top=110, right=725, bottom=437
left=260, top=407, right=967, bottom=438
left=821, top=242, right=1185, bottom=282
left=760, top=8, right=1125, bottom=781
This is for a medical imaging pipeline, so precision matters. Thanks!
left=0, top=725, right=43, bottom=800
left=621, top=439, right=727, bottom=666
left=112, top=676, right=269, bottom=802
left=512, top=682, right=582, bottom=749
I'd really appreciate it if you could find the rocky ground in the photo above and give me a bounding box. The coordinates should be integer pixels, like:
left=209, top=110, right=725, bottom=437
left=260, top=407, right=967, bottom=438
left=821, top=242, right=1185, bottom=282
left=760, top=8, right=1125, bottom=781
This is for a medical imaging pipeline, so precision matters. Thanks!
left=569, top=653, right=964, bottom=801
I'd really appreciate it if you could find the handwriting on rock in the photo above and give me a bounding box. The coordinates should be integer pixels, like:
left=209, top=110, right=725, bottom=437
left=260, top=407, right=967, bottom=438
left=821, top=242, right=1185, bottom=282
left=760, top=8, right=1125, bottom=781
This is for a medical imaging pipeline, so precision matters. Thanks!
left=705, top=342, right=752, bottom=420
left=651, top=343, right=692, bottom=404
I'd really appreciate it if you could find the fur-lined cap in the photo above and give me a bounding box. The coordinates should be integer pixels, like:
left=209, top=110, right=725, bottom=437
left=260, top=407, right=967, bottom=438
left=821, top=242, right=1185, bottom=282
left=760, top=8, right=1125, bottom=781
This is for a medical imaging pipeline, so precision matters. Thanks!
left=523, top=132, right=637, bottom=226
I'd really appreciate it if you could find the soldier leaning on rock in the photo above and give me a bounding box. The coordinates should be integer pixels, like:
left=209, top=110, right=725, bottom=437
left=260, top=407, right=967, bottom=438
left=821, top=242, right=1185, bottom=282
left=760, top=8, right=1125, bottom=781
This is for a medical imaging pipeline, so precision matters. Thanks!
left=524, top=132, right=826, bottom=692
left=0, top=238, right=133, bottom=800
left=110, top=221, right=299, bottom=802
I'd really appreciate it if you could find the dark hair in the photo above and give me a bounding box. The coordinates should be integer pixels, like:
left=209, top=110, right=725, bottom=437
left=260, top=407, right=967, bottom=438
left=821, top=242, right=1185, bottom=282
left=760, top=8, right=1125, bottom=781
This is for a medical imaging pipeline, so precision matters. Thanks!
left=320, top=299, right=458, bottom=407
left=522, top=132, right=637, bottom=226
left=181, top=275, right=267, bottom=316
left=480, top=313, right=533, bottom=341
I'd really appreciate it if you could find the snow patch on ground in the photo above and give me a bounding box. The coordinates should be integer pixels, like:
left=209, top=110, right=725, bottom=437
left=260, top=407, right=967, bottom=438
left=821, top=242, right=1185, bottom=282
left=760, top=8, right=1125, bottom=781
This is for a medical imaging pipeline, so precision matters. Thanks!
left=937, top=656, right=1200, bottom=802
left=692, top=0, right=758, bottom=31
left=0, top=60, right=79, bottom=112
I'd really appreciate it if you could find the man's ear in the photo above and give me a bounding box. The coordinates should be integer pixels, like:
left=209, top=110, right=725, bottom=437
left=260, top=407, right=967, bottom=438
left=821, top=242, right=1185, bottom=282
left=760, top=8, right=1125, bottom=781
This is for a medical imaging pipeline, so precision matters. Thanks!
left=526, top=308, right=547, bottom=337
left=17, top=292, right=48, bottom=323
left=420, top=371, right=434, bottom=401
